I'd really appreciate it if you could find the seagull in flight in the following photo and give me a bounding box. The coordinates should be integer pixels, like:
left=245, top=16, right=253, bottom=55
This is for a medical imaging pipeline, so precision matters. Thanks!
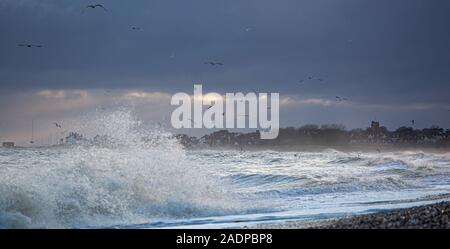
left=130, top=26, right=142, bottom=31
left=18, top=44, right=42, bottom=48
left=204, top=61, right=223, bottom=66
left=84, top=4, right=107, bottom=12
left=298, top=76, right=325, bottom=84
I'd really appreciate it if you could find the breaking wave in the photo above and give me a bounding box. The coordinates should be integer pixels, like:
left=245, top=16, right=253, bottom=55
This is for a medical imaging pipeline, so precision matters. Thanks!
left=0, top=109, right=240, bottom=228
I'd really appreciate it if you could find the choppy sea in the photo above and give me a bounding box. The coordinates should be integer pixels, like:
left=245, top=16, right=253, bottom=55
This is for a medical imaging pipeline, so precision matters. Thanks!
left=1, top=110, right=449, bottom=228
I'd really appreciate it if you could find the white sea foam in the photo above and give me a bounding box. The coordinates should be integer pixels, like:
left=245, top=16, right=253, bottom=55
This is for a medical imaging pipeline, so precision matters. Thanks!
left=0, top=109, right=240, bottom=228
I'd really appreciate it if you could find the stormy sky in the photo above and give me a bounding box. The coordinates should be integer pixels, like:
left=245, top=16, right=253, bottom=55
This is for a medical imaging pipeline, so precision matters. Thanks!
left=1, top=0, right=450, bottom=145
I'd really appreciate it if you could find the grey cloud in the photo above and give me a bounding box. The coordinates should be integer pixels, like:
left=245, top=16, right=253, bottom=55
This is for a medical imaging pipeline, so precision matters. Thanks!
left=1, top=0, right=450, bottom=142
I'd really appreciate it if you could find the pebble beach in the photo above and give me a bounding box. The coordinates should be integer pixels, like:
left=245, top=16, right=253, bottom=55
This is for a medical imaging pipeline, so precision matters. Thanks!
left=254, top=202, right=450, bottom=229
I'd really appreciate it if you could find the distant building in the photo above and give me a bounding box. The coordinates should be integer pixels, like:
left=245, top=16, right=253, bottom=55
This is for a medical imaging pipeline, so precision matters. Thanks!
left=2, top=142, right=15, bottom=148
left=371, top=121, right=380, bottom=130
left=175, top=121, right=450, bottom=148
left=64, top=132, right=85, bottom=145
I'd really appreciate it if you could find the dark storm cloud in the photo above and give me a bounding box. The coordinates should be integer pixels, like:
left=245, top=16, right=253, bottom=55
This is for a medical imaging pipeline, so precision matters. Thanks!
left=1, top=0, right=450, bottom=142
left=1, top=0, right=449, bottom=101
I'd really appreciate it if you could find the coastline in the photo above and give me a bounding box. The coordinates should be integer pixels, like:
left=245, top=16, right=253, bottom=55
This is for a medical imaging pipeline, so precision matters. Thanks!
left=253, top=202, right=450, bottom=229
left=188, top=144, right=450, bottom=153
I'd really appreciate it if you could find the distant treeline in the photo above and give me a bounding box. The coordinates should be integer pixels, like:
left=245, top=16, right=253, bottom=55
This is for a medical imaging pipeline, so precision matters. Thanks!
left=175, top=122, right=450, bottom=148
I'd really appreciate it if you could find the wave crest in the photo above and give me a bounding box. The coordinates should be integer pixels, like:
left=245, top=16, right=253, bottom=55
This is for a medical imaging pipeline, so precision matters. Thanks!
left=0, top=109, right=239, bottom=228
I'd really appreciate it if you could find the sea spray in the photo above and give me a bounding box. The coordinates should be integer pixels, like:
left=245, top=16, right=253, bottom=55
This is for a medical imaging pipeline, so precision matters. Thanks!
left=0, top=108, right=241, bottom=228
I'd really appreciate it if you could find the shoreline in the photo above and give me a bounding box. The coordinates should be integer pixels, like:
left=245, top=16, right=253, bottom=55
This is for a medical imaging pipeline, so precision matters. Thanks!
left=188, top=144, right=450, bottom=153
left=253, top=202, right=450, bottom=229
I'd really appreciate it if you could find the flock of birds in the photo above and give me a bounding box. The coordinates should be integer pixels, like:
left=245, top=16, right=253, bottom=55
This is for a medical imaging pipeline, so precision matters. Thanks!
left=16, top=3, right=227, bottom=67
left=18, top=4, right=106, bottom=49
left=298, top=76, right=349, bottom=102
left=17, top=3, right=348, bottom=104
left=14, top=3, right=449, bottom=138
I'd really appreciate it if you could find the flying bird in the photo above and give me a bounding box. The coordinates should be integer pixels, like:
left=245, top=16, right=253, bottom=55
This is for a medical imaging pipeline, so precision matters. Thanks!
left=204, top=61, right=223, bottom=66
left=130, top=26, right=142, bottom=31
left=298, top=76, right=325, bottom=84
left=411, top=120, right=415, bottom=126
left=84, top=4, right=107, bottom=12
left=54, top=122, right=62, bottom=129
left=18, top=44, right=42, bottom=48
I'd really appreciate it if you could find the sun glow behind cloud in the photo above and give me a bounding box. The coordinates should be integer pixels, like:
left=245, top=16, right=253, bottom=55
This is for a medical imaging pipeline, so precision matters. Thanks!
left=123, top=91, right=171, bottom=102
left=280, top=96, right=335, bottom=107
left=0, top=88, right=449, bottom=145
left=36, top=90, right=89, bottom=100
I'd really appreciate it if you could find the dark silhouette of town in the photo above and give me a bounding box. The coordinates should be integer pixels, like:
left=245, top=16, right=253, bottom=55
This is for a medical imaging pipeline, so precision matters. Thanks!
left=6, top=121, right=448, bottom=150
left=175, top=121, right=450, bottom=149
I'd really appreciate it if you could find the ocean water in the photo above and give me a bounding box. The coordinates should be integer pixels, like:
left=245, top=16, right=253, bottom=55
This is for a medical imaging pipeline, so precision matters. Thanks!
left=1, top=110, right=450, bottom=228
